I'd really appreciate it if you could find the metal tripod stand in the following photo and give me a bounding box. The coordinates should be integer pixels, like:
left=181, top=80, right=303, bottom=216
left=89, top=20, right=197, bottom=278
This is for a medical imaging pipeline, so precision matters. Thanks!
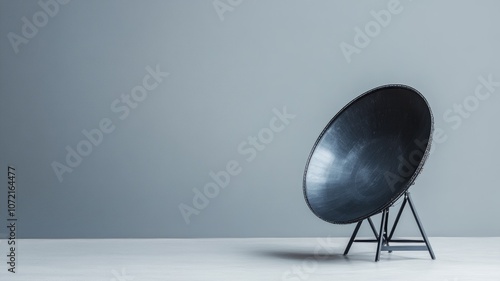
left=343, top=192, right=435, bottom=261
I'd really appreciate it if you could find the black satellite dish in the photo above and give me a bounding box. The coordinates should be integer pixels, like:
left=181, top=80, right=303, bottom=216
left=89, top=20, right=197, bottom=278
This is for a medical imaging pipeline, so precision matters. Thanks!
left=303, top=85, right=435, bottom=261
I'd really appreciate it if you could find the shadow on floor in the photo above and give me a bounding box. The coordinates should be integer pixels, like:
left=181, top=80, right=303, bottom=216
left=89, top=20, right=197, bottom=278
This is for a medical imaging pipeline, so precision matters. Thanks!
left=251, top=249, right=378, bottom=263
left=250, top=247, right=430, bottom=263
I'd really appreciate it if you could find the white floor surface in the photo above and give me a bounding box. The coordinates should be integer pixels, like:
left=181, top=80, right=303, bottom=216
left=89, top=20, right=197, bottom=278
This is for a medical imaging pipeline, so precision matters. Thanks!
left=0, top=237, right=499, bottom=281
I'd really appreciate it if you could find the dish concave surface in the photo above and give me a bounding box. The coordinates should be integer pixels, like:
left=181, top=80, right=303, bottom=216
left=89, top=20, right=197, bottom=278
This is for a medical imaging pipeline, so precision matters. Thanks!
left=303, top=85, right=433, bottom=224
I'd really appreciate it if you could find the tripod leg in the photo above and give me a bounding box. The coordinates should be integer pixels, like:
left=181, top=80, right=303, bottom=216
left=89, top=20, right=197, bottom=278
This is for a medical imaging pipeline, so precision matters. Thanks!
left=375, top=209, right=388, bottom=262
left=384, top=209, right=391, bottom=253
left=367, top=217, right=379, bottom=239
left=344, top=220, right=363, bottom=256
left=388, top=194, right=408, bottom=240
left=407, top=192, right=436, bottom=260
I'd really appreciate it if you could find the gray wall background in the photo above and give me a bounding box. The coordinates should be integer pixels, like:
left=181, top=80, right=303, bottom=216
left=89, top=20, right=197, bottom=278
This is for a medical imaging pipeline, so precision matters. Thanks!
left=0, top=0, right=499, bottom=238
